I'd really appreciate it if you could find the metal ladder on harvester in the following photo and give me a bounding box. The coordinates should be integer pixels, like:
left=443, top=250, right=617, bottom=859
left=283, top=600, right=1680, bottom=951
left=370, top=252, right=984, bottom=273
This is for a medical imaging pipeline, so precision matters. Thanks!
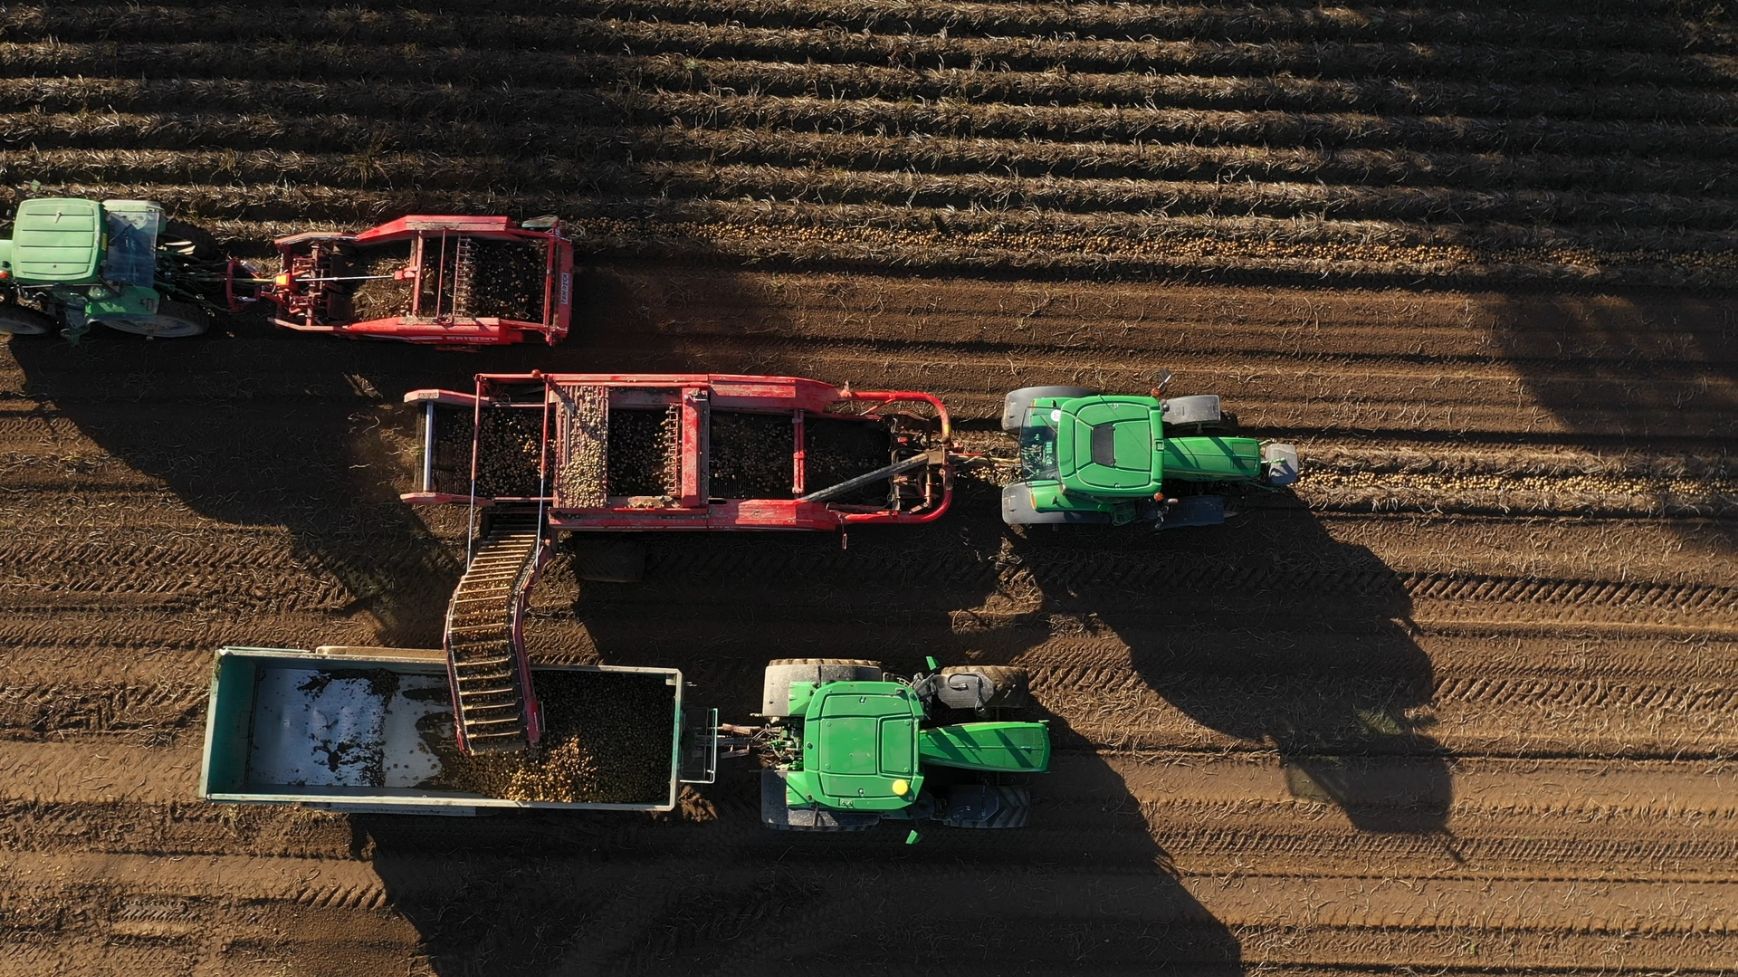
left=442, top=513, right=549, bottom=754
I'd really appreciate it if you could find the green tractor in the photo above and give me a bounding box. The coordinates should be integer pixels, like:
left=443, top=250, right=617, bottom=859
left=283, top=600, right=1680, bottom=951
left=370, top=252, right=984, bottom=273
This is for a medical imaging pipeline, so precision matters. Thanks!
left=754, top=658, right=1049, bottom=832
left=1000, top=376, right=1300, bottom=528
left=0, top=197, right=222, bottom=339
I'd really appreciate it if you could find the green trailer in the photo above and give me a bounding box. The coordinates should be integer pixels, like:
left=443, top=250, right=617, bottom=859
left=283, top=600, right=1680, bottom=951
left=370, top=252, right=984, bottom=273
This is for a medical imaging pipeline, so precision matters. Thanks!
left=201, top=646, right=1050, bottom=831
left=999, top=381, right=1300, bottom=528
left=200, top=645, right=694, bottom=815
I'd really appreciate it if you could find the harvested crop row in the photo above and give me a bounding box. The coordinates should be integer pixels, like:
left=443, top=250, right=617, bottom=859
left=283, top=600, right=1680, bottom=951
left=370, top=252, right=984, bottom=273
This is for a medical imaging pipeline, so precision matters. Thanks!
left=12, top=0, right=1725, bottom=52
left=8, top=122, right=1737, bottom=200
left=625, top=160, right=1738, bottom=230
left=556, top=0, right=1738, bottom=51
left=7, top=22, right=1733, bottom=88
left=11, top=90, right=1738, bottom=165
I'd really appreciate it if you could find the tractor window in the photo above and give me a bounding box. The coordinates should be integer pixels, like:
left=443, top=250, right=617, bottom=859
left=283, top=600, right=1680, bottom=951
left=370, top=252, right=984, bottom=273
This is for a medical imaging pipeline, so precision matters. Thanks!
left=1018, top=408, right=1060, bottom=480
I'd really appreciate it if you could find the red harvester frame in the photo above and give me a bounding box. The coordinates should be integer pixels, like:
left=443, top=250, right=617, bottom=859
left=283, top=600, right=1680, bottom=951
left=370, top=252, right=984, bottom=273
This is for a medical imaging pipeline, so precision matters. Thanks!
left=403, top=373, right=954, bottom=531
left=258, top=215, right=575, bottom=346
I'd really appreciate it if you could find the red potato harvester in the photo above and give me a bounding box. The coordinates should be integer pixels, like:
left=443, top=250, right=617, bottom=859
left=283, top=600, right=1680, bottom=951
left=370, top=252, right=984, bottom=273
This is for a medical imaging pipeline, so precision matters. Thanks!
left=246, top=214, right=574, bottom=346
left=400, top=372, right=954, bottom=755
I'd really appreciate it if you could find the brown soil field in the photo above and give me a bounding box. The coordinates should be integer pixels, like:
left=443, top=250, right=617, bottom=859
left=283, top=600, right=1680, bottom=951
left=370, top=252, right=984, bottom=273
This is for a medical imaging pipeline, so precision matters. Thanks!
left=2, top=2, right=1736, bottom=975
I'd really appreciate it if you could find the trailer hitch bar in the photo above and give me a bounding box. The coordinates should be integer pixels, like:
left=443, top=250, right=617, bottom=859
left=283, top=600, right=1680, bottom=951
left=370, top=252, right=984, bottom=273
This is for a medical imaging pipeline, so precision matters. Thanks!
left=797, top=448, right=945, bottom=504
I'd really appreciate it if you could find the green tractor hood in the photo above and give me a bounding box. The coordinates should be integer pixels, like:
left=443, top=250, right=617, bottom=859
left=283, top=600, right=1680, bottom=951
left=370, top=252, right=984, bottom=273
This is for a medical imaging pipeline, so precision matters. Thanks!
left=1054, top=396, right=1264, bottom=495
left=1055, top=398, right=1163, bottom=497
left=8, top=198, right=105, bottom=283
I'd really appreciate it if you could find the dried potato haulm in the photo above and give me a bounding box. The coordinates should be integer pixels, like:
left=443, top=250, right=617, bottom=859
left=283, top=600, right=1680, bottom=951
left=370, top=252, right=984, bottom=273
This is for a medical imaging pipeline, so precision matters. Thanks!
left=346, top=243, right=414, bottom=320
left=429, top=671, right=675, bottom=804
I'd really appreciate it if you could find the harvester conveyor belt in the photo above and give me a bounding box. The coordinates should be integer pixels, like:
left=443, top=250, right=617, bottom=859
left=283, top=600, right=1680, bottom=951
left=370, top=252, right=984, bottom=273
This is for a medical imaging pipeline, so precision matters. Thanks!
left=442, top=515, right=548, bottom=754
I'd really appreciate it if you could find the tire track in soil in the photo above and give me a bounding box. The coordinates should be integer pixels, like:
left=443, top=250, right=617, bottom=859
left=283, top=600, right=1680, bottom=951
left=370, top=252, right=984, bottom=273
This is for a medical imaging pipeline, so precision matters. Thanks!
left=4, top=264, right=1736, bottom=973
left=5, top=846, right=1736, bottom=973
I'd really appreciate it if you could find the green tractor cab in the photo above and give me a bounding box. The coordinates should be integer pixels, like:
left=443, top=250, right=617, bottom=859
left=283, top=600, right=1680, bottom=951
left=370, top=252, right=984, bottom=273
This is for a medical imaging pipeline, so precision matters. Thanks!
left=0, top=197, right=216, bottom=338
left=1000, top=383, right=1299, bottom=528
left=757, top=659, right=1050, bottom=831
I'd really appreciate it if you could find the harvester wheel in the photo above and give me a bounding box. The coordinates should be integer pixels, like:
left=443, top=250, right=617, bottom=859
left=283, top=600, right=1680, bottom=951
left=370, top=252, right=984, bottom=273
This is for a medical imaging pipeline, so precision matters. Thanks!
left=160, top=220, right=222, bottom=260
left=571, top=538, right=645, bottom=584
left=1001, top=386, right=1094, bottom=433
left=760, top=770, right=878, bottom=832
left=100, top=299, right=210, bottom=339
left=937, top=665, right=1030, bottom=710
left=760, top=658, right=883, bottom=718
left=939, top=785, right=1031, bottom=829
left=0, top=304, right=56, bottom=336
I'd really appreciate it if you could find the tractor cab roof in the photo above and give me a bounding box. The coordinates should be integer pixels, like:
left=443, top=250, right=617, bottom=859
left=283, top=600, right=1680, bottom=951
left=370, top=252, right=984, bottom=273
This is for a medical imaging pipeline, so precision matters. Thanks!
left=797, top=680, right=923, bottom=810
left=1052, top=395, right=1164, bottom=497
left=8, top=198, right=104, bottom=283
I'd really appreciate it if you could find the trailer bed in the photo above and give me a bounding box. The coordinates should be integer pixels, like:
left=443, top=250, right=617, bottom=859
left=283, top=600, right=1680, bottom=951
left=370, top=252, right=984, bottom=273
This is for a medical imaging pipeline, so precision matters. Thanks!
left=201, top=646, right=681, bottom=814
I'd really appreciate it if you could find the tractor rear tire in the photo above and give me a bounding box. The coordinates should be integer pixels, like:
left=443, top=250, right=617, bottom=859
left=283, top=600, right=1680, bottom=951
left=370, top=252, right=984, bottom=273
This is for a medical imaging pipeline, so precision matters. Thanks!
left=1001, top=482, right=1113, bottom=527
left=760, top=770, right=879, bottom=832
left=937, top=665, right=1031, bottom=710
left=940, top=785, right=1031, bottom=829
left=760, top=659, right=884, bottom=718
left=1001, top=386, right=1094, bottom=433
left=99, top=299, right=210, bottom=339
left=0, top=305, right=56, bottom=336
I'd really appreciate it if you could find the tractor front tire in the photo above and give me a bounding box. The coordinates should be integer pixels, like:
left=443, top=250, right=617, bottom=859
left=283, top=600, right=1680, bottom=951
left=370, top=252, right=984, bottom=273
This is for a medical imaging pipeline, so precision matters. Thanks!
left=940, top=785, right=1032, bottom=829
left=100, top=299, right=210, bottom=339
left=760, top=658, right=884, bottom=718
left=0, top=305, right=57, bottom=336
left=1001, top=385, right=1094, bottom=433
left=760, top=770, right=879, bottom=832
left=937, top=665, right=1031, bottom=710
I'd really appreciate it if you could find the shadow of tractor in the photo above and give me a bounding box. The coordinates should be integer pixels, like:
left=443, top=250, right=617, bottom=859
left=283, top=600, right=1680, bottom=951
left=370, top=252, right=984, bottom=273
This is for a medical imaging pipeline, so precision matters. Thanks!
left=1003, top=487, right=1451, bottom=836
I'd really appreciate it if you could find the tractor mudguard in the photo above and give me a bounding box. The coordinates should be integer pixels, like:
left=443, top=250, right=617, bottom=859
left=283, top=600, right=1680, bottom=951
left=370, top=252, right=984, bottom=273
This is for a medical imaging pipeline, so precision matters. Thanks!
left=1160, top=435, right=1264, bottom=482
left=918, top=721, right=1051, bottom=773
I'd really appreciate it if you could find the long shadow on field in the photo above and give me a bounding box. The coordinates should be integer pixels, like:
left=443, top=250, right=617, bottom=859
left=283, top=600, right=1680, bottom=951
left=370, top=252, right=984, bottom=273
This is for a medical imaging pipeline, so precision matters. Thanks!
left=8, top=333, right=469, bottom=645
left=4, top=248, right=791, bottom=648
left=1481, top=290, right=1737, bottom=555
left=1007, top=488, right=1451, bottom=836
left=325, top=446, right=1245, bottom=969
left=406, top=480, right=1242, bottom=972
left=354, top=738, right=1240, bottom=975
